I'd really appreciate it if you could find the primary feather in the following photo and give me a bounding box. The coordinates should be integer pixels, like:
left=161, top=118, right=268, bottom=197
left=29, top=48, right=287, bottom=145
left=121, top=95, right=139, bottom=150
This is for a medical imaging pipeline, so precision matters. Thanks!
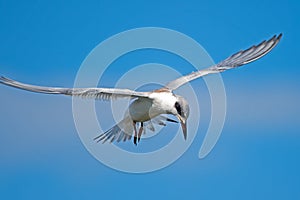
left=0, top=76, right=150, bottom=100
left=165, top=34, right=282, bottom=90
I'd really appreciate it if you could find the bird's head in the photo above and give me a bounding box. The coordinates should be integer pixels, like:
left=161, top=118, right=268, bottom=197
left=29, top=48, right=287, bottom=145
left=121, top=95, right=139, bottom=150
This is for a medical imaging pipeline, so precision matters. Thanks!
left=173, top=95, right=190, bottom=140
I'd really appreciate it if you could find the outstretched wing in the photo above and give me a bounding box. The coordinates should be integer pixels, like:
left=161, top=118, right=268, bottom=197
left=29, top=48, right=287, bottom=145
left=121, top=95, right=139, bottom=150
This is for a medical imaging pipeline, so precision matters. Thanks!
left=165, top=34, right=282, bottom=90
left=0, top=76, right=150, bottom=100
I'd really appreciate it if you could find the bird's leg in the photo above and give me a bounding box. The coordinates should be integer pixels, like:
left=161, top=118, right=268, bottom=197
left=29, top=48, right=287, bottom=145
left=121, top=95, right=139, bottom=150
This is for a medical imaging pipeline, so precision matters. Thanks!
left=133, top=121, right=138, bottom=145
left=137, top=122, right=144, bottom=143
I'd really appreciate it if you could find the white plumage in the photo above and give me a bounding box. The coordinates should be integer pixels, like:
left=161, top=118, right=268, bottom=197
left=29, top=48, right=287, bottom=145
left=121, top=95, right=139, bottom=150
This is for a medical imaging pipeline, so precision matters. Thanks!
left=0, top=34, right=282, bottom=145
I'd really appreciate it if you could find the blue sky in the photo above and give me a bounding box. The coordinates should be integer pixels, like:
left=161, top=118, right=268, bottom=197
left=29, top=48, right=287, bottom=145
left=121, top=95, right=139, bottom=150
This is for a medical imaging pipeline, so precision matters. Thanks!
left=0, top=0, right=299, bottom=199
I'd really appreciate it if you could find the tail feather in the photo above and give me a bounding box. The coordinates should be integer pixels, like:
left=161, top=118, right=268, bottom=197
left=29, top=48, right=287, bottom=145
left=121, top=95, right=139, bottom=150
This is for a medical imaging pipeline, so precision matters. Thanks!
left=117, top=130, right=126, bottom=142
left=94, top=115, right=179, bottom=144
left=94, top=117, right=133, bottom=143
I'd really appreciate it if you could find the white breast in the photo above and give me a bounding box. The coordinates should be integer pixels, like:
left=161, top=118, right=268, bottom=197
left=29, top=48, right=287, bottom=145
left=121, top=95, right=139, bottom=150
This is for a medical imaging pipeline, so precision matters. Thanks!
left=149, top=92, right=177, bottom=113
left=128, top=92, right=176, bottom=122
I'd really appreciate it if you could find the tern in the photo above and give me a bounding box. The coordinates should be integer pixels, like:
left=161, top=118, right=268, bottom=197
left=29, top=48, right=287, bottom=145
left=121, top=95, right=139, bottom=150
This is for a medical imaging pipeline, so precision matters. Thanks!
left=0, top=34, right=282, bottom=145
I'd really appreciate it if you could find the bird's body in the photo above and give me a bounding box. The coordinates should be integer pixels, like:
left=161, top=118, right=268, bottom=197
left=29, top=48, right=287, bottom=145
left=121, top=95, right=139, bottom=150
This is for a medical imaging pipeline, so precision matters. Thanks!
left=129, top=96, right=155, bottom=122
left=0, top=34, right=282, bottom=145
left=143, top=91, right=178, bottom=118
left=101, top=90, right=188, bottom=144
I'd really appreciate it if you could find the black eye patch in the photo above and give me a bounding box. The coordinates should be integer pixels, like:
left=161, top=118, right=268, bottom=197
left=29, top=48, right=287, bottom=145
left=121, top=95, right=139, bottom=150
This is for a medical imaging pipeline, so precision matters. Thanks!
left=175, top=102, right=182, bottom=116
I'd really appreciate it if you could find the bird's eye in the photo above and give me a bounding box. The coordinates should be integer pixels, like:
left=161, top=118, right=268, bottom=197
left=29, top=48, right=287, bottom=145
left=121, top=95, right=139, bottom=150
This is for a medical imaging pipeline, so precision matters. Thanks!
left=175, top=102, right=182, bottom=116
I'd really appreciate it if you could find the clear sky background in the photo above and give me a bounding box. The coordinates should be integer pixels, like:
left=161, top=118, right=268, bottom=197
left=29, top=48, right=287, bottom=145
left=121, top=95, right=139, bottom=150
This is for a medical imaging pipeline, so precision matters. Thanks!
left=0, top=0, right=299, bottom=199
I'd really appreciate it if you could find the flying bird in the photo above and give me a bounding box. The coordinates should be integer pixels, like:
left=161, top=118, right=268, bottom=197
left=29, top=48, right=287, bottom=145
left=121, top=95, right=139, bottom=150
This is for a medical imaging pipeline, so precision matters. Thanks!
left=0, top=34, right=282, bottom=145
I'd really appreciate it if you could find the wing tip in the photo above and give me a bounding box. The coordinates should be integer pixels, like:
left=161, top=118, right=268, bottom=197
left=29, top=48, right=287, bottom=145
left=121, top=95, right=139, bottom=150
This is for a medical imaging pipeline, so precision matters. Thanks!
left=0, top=76, right=14, bottom=85
left=268, top=33, right=283, bottom=52
left=0, top=75, right=7, bottom=82
left=272, top=33, right=283, bottom=44
left=277, top=33, right=283, bottom=41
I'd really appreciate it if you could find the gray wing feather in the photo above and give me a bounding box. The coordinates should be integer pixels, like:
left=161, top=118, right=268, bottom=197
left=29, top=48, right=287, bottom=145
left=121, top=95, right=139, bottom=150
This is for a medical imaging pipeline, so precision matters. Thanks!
left=0, top=76, right=150, bottom=100
left=94, top=117, right=134, bottom=143
left=165, top=34, right=282, bottom=90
